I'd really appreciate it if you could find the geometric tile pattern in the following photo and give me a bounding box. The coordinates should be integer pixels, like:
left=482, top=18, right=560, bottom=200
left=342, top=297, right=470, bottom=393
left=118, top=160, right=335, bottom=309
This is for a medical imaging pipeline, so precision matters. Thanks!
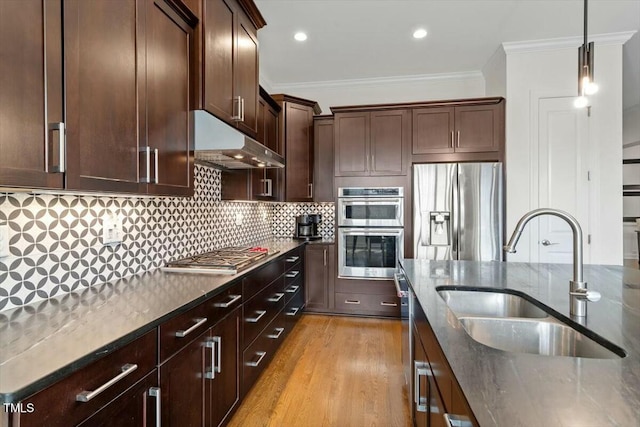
left=271, top=202, right=335, bottom=239
left=0, top=165, right=273, bottom=311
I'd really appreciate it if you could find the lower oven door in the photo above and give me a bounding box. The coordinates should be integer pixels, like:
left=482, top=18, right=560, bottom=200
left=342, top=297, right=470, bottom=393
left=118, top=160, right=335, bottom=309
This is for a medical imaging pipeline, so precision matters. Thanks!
left=338, top=228, right=404, bottom=279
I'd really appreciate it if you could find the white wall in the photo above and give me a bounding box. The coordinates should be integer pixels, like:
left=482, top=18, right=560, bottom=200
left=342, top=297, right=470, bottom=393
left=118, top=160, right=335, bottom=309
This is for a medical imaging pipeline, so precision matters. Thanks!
left=482, top=47, right=507, bottom=98
left=504, top=39, right=626, bottom=265
left=260, top=73, right=485, bottom=113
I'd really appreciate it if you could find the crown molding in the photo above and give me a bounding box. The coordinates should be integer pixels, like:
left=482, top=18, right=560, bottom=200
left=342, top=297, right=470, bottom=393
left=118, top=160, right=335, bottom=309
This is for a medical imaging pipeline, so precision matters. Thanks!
left=503, top=31, right=637, bottom=54
left=268, top=71, right=484, bottom=91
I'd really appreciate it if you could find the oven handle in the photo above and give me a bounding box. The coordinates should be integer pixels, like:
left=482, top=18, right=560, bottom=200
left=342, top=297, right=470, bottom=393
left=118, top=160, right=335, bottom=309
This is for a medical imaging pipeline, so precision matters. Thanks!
left=393, top=273, right=408, bottom=298
left=338, top=198, right=403, bottom=205
left=339, top=228, right=404, bottom=236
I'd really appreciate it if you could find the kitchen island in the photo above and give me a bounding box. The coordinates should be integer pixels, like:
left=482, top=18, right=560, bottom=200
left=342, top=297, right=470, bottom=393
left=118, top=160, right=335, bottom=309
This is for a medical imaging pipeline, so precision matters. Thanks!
left=401, top=259, right=640, bottom=426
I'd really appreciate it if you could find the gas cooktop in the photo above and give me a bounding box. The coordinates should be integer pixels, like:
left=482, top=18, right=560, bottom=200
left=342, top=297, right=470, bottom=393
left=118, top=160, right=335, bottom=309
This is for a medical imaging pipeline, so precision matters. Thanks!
left=162, top=246, right=279, bottom=275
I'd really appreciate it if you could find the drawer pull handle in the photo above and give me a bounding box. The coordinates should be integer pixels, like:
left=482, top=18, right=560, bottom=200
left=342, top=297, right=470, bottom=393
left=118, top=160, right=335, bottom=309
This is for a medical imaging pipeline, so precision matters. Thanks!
left=268, top=293, right=285, bottom=302
left=380, top=302, right=398, bottom=307
left=246, top=351, right=267, bottom=367
left=213, top=294, right=241, bottom=308
left=149, top=387, right=161, bottom=427
left=345, top=299, right=360, bottom=305
left=205, top=340, right=216, bottom=380
left=175, top=317, right=208, bottom=338
left=443, top=413, right=473, bottom=427
left=285, top=285, right=300, bottom=293
left=285, top=270, right=300, bottom=278
left=267, top=327, right=285, bottom=339
left=286, top=256, right=299, bottom=263
left=246, top=310, right=267, bottom=323
left=414, top=362, right=429, bottom=412
left=76, top=364, right=138, bottom=402
left=286, top=307, right=300, bottom=316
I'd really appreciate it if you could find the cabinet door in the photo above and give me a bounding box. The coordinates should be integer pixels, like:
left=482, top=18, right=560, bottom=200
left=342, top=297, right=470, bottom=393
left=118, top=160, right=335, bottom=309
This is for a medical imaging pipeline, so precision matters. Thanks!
left=0, top=0, right=64, bottom=189
left=77, top=371, right=159, bottom=427
left=370, top=109, right=409, bottom=176
left=145, top=0, right=194, bottom=196
left=235, top=12, right=259, bottom=138
left=203, top=0, right=235, bottom=122
left=454, top=104, right=500, bottom=153
left=285, top=103, right=314, bottom=201
left=304, top=245, right=335, bottom=311
left=334, top=112, right=369, bottom=176
left=412, top=325, right=428, bottom=427
left=252, top=98, right=279, bottom=201
left=64, top=0, right=142, bottom=193
left=313, top=117, right=335, bottom=202
left=207, top=309, right=240, bottom=427
left=412, top=107, right=455, bottom=154
left=160, top=330, right=207, bottom=427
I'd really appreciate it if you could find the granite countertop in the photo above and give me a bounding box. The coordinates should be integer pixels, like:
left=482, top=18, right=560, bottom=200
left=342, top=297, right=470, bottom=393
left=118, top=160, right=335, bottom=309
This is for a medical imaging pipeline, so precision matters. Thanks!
left=0, top=239, right=306, bottom=403
left=400, top=259, right=640, bottom=427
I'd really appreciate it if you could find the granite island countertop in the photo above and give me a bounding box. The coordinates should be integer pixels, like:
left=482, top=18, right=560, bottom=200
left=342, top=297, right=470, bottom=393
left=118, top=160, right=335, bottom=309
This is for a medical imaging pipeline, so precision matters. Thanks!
left=0, top=239, right=306, bottom=403
left=400, top=259, right=640, bottom=427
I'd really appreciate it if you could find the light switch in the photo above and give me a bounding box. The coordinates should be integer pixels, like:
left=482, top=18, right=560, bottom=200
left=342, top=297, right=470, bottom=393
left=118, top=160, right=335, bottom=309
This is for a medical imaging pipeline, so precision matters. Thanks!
left=0, top=224, right=9, bottom=258
left=235, top=213, right=244, bottom=226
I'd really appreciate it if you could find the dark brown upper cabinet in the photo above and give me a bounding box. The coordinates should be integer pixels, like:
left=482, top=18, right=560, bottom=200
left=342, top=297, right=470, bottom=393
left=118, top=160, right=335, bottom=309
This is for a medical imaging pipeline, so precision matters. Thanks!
left=252, top=88, right=281, bottom=201
left=272, top=94, right=321, bottom=202
left=313, top=116, right=335, bottom=202
left=0, top=0, right=64, bottom=190
left=201, top=0, right=264, bottom=139
left=413, top=100, right=504, bottom=155
left=333, top=109, right=410, bottom=177
left=0, top=0, right=196, bottom=196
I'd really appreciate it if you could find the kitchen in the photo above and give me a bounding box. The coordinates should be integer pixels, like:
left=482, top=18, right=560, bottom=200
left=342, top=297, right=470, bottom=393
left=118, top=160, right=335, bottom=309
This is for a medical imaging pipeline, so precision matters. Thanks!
left=0, top=0, right=639, bottom=426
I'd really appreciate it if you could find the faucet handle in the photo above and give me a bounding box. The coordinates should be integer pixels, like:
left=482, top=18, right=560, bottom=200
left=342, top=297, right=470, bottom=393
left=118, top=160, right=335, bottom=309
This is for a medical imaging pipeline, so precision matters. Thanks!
left=570, top=289, right=602, bottom=302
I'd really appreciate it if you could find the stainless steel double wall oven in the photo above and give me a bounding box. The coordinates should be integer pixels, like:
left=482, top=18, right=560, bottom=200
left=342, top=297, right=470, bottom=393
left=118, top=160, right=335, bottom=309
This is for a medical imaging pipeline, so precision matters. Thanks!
left=337, top=187, right=404, bottom=279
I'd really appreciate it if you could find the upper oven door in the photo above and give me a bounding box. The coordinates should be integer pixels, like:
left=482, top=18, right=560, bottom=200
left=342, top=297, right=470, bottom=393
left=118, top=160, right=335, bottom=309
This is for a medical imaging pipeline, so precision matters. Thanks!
left=338, top=197, right=404, bottom=227
left=338, top=228, right=404, bottom=279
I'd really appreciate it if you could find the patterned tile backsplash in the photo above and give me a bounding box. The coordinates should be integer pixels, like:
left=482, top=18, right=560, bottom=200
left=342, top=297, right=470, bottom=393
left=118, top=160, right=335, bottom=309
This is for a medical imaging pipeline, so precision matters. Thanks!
left=0, top=165, right=334, bottom=311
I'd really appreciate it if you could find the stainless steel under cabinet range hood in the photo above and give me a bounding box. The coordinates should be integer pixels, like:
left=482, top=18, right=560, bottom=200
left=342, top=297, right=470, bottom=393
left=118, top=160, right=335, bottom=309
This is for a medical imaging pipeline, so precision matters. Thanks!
left=192, top=110, right=285, bottom=169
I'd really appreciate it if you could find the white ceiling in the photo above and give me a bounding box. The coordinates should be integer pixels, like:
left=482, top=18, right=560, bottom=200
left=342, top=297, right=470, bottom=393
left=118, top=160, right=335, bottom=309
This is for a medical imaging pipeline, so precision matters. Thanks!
left=255, top=0, right=640, bottom=108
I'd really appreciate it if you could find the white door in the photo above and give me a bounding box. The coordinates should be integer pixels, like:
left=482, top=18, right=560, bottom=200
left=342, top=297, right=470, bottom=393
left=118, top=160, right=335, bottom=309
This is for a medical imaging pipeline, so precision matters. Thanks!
left=536, top=97, right=590, bottom=264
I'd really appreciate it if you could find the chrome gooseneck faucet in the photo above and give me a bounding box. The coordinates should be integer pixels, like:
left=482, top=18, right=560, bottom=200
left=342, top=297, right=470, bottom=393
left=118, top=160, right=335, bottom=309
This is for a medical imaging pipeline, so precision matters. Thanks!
left=504, top=208, right=600, bottom=317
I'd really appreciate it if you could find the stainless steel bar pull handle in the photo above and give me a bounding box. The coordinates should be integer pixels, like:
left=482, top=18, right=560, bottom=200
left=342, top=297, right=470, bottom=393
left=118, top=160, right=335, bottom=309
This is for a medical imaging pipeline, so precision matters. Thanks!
left=268, top=293, right=285, bottom=302
left=175, top=317, right=207, bottom=338
left=240, top=97, right=245, bottom=122
left=213, top=294, right=241, bottom=308
left=393, top=273, right=407, bottom=298
left=285, top=285, right=300, bottom=293
left=247, top=351, right=267, bottom=367
left=344, top=300, right=360, bottom=305
left=205, top=340, right=216, bottom=379
left=308, top=183, right=313, bottom=198
left=140, top=146, right=151, bottom=183
left=232, top=96, right=242, bottom=121
left=214, top=336, right=222, bottom=373
left=267, top=327, right=285, bottom=339
left=246, top=310, right=267, bottom=323
left=154, top=148, right=159, bottom=184
left=286, top=307, right=300, bottom=316
left=416, top=365, right=428, bottom=412
left=48, top=122, right=65, bottom=173
left=450, top=131, right=454, bottom=149
left=286, top=256, right=299, bottom=263
left=380, top=301, right=398, bottom=307
left=285, top=270, right=300, bottom=278
left=76, top=364, right=138, bottom=402
left=323, top=249, right=327, bottom=266
left=443, top=414, right=473, bottom=427
left=148, top=387, right=161, bottom=427
left=456, top=130, right=461, bottom=148
left=264, top=178, right=273, bottom=196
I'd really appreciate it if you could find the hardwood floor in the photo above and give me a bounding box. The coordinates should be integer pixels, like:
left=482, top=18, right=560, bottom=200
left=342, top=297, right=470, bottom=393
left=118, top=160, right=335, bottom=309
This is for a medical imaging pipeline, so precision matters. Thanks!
left=228, top=315, right=411, bottom=427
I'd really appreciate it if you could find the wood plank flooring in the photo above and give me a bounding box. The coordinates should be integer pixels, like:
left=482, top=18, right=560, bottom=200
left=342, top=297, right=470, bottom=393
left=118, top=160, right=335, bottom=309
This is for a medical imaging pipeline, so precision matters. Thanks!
left=227, top=315, right=411, bottom=427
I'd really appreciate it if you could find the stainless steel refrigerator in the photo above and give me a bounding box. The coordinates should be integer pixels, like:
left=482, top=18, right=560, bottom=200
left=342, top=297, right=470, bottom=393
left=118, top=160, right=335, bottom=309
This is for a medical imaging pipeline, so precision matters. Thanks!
left=413, top=162, right=503, bottom=261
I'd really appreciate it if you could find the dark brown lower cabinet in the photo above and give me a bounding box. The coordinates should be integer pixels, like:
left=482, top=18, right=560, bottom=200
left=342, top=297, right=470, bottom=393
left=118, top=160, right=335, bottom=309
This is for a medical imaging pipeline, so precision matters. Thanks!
left=77, top=371, right=159, bottom=427
left=304, top=244, right=334, bottom=312
left=160, top=307, right=240, bottom=427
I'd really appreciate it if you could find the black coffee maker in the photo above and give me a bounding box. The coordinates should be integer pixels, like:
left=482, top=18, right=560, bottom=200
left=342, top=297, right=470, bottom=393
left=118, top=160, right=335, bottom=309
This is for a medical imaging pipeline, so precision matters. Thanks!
left=294, top=214, right=322, bottom=240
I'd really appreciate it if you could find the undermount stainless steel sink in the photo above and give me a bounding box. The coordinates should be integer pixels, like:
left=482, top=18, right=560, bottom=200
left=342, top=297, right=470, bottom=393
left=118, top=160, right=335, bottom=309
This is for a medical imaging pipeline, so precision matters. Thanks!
left=437, top=287, right=626, bottom=359
left=457, top=317, right=625, bottom=359
left=437, top=289, right=548, bottom=318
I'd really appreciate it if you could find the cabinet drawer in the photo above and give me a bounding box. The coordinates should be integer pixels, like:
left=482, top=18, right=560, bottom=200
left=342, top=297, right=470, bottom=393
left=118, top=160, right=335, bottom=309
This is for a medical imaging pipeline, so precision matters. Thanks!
left=243, top=258, right=285, bottom=301
left=243, top=277, right=286, bottom=348
left=16, top=330, right=157, bottom=427
left=284, top=270, right=302, bottom=297
left=159, top=283, right=242, bottom=362
left=284, top=247, right=303, bottom=271
left=284, top=287, right=304, bottom=330
left=242, top=329, right=274, bottom=396
left=334, top=292, right=400, bottom=317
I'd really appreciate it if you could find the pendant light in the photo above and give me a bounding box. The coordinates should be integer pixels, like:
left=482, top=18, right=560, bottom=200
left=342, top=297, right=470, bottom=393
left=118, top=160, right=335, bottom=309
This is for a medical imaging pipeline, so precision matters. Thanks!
left=574, top=0, right=598, bottom=108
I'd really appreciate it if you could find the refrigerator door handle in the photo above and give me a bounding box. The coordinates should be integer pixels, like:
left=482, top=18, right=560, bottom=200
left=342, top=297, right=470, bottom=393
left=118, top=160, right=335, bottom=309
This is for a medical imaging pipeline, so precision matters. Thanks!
left=451, top=164, right=459, bottom=259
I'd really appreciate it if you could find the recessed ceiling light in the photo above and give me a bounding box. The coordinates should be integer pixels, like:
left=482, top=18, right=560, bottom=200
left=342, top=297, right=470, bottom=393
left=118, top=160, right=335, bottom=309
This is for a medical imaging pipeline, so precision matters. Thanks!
left=413, top=29, right=427, bottom=39
left=294, top=32, right=308, bottom=42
